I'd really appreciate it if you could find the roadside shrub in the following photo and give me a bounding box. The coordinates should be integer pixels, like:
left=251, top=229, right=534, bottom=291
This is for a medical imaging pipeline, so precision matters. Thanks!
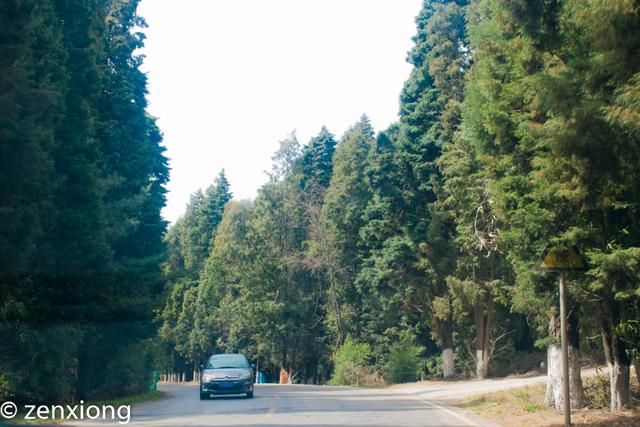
left=100, top=340, right=156, bottom=398
left=583, top=371, right=640, bottom=409
left=330, top=338, right=374, bottom=386
left=0, top=324, right=83, bottom=403
left=490, top=350, right=545, bottom=377
left=583, top=374, right=610, bottom=409
left=356, top=370, right=386, bottom=387
left=0, top=373, right=10, bottom=402
left=425, top=354, right=443, bottom=378
left=383, top=337, right=424, bottom=384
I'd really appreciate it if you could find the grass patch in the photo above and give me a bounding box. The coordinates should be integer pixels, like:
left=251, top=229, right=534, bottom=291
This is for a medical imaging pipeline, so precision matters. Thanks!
left=455, top=378, right=640, bottom=426
left=522, top=402, right=541, bottom=413
left=92, top=389, right=166, bottom=408
left=457, top=383, right=545, bottom=418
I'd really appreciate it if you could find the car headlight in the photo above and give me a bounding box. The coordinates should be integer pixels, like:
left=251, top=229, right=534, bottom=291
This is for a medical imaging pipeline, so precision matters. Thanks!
left=238, top=371, right=251, bottom=380
left=202, top=373, right=215, bottom=382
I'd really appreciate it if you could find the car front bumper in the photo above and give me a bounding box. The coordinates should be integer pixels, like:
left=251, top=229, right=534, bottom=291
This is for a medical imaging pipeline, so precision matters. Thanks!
left=201, top=379, right=253, bottom=395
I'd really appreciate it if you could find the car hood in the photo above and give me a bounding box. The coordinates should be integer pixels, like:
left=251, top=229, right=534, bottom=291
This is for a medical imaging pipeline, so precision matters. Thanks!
left=202, top=368, right=250, bottom=379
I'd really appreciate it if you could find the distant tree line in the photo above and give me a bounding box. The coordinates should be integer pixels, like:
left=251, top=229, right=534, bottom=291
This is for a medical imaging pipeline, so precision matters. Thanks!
left=160, top=0, right=640, bottom=412
left=0, top=0, right=168, bottom=403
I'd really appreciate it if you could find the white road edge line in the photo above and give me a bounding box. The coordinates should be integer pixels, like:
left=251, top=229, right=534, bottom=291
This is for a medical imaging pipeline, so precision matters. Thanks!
left=411, top=394, right=479, bottom=427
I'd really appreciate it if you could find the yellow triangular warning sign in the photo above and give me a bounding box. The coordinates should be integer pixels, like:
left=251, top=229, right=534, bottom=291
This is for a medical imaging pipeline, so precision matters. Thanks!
left=536, top=246, right=588, bottom=272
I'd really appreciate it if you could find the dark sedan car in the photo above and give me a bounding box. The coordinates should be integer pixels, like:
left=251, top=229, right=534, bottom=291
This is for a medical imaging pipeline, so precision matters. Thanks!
left=200, top=353, right=255, bottom=400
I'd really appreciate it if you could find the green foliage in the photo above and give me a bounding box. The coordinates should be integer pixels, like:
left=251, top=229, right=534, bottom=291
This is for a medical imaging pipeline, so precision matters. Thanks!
left=99, top=339, right=156, bottom=398
left=383, top=335, right=424, bottom=384
left=391, top=0, right=472, bottom=372
left=159, top=130, right=334, bottom=383
left=0, top=0, right=168, bottom=403
left=322, top=116, right=374, bottom=262
left=455, top=0, right=640, bottom=405
left=300, top=126, right=337, bottom=194
left=425, top=354, right=443, bottom=377
left=330, top=338, right=373, bottom=386
left=4, top=0, right=638, bottom=403
left=320, top=117, right=375, bottom=343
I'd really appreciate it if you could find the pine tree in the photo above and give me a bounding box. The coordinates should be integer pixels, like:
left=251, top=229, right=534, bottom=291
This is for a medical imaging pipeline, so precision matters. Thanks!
left=355, top=127, right=415, bottom=357
left=319, top=116, right=375, bottom=344
left=0, top=0, right=75, bottom=403
left=159, top=171, right=231, bottom=377
left=460, top=0, right=586, bottom=406
left=1, top=0, right=169, bottom=402
left=532, top=0, right=640, bottom=410
left=0, top=0, right=65, bottom=275
left=394, top=0, right=470, bottom=378
left=300, top=126, right=337, bottom=196
left=194, top=170, right=232, bottom=268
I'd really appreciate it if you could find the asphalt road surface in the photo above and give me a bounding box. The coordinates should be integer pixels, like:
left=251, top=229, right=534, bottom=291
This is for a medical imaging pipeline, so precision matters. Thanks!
left=68, top=383, right=492, bottom=427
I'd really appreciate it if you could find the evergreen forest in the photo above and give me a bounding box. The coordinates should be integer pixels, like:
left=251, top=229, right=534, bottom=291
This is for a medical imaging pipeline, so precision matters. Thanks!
left=1, top=0, right=168, bottom=403
left=1, top=0, right=640, bottom=414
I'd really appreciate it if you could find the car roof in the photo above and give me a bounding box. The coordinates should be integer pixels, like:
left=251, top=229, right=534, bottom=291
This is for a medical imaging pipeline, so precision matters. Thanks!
left=209, top=353, right=246, bottom=359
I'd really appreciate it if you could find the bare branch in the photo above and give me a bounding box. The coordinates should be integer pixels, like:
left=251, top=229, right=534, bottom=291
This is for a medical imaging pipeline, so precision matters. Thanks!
left=473, top=184, right=499, bottom=255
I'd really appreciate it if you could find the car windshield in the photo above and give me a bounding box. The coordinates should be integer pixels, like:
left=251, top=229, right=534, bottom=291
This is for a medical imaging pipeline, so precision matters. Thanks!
left=205, top=354, right=249, bottom=369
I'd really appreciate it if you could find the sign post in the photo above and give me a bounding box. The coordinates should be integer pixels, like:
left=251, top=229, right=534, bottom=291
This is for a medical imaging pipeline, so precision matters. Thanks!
left=559, top=271, right=570, bottom=427
left=536, top=246, right=588, bottom=427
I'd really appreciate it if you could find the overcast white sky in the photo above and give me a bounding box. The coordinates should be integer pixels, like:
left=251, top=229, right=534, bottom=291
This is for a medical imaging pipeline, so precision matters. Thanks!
left=138, top=0, right=423, bottom=223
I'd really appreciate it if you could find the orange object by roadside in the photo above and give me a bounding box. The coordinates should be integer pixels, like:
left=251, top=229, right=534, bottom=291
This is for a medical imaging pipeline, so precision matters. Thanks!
left=279, top=368, right=289, bottom=384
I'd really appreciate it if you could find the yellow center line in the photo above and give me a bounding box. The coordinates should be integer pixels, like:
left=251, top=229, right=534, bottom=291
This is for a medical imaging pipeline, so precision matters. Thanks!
left=265, top=404, right=277, bottom=417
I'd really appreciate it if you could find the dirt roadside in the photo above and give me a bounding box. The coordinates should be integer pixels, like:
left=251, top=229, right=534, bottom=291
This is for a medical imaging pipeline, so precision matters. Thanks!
left=390, top=368, right=639, bottom=427
left=390, top=368, right=597, bottom=401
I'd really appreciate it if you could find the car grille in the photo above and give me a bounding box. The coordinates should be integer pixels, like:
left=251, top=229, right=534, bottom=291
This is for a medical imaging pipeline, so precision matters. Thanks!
left=204, top=380, right=246, bottom=392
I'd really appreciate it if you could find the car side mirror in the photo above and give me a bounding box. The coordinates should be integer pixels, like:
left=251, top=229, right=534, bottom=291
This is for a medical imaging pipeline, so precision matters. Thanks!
left=200, top=363, right=204, bottom=370
left=251, top=363, right=256, bottom=370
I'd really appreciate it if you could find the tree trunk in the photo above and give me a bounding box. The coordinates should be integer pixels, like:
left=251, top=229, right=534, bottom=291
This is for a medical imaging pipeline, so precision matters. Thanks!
left=602, top=323, right=631, bottom=410
left=544, top=343, right=583, bottom=409
left=328, top=270, right=344, bottom=346
left=544, top=312, right=583, bottom=409
left=567, top=304, right=584, bottom=408
left=568, top=345, right=584, bottom=408
left=476, top=349, right=488, bottom=379
left=443, top=348, right=454, bottom=378
left=608, top=361, right=630, bottom=411
left=633, top=359, right=640, bottom=385
left=439, top=319, right=455, bottom=378
left=600, top=297, right=631, bottom=411
left=474, top=297, right=493, bottom=379
left=544, top=342, right=563, bottom=409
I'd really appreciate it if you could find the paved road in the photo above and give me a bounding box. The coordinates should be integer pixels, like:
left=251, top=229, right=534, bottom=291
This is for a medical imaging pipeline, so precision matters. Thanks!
left=69, top=383, right=491, bottom=427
